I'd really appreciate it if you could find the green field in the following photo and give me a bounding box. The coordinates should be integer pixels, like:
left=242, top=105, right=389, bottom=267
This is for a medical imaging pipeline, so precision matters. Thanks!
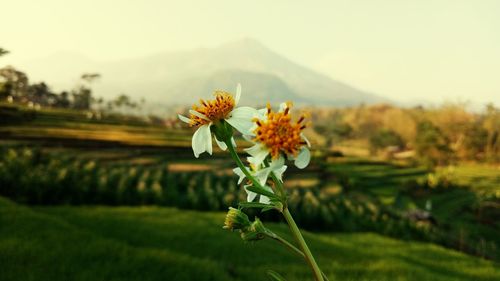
left=1, top=104, right=499, bottom=280
left=1, top=196, right=499, bottom=281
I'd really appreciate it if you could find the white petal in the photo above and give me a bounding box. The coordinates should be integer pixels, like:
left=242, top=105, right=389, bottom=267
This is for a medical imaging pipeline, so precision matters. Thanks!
left=294, top=147, right=310, bottom=169
left=259, top=195, right=271, bottom=204
left=254, top=167, right=271, bottom=186
left=205, top=125, right=213, bottom=155
left=215, top=136, right=227, bottom=151
left=189, top=109, right=210, bottom=121
left=279, top=102, right=288, bottom=112
left=273, top=165, right=287, bottom=182
left=245, top=144, right=269, bottom=167
left=233, top=167, right=246, bottom=184
left=269, top=155, right=285, bottom=169
left=257, top=108, right=268, bottom=117
left=259, top=185, right=274, bottom=204
left=192, top=124, right=211, bottom=158
left=226, top=106, right=258, bottom=135
left=244, top=186, right=258, bottom=202
left=235, top=83, right=241, bottom=106
left=242, top=134, right=254, bottom=142
left=247, top=124, right=258, bottom=136
left=178, top=114, right=191, bottom=124
left=301, top=133, right=311, bottom=147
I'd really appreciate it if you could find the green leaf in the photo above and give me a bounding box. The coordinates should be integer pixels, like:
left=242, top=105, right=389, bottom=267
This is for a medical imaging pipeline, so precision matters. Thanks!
left=261, top=206, right=276, bottom=212
left=267, top=270, right=287, bottom=281
left=245, top=185, right=277, bottom=199
left=239, top=202, right=270, bottom=209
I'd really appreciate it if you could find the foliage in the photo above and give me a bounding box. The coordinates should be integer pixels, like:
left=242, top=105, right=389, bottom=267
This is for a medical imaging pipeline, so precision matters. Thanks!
left=0, top=47, right=8, bottom=57
left=1, top=196, right=499, bottom=281
left=369, top=129, right=404, bottom=154
left=311, top=103, right=500, bottom=164
left=1, top=148, right=497, bottom=260
left=414, top=121, right=452, bottom=167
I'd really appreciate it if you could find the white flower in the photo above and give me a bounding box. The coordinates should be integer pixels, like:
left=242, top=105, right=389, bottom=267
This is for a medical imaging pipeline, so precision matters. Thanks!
left=178, top=84, right=258, bottom=158
left=244, top=102, right=311, bottom=169
left=233, top=157, right=287, bottom=204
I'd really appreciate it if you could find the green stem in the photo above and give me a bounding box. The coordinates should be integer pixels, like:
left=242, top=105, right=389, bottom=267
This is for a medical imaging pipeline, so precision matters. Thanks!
left=266, top=231, right=304, bottom=257
left=265, top=232, right=330, bottom=281
left=225, top=139, right=264, bottom=190
left=225, top=137, right=324, bottom=280
left=283, top=208, right=324, bottom=281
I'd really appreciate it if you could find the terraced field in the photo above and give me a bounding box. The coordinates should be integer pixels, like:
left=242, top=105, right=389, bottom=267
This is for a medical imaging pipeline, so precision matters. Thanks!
left=1, top=196, right=499, bottom=281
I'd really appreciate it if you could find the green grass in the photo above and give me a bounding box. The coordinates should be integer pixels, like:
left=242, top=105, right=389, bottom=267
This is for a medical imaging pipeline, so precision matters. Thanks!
left=437, top=164, right=500, bottom=195
left=326, top=158, right=428, bottom=204
left=1, top=196, right=498, bottom=281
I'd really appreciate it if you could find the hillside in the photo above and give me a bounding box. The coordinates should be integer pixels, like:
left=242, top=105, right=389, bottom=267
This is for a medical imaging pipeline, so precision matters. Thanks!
left=14, top=39, right=387, bottom=106
left=1, top=196, right=498, bottom=281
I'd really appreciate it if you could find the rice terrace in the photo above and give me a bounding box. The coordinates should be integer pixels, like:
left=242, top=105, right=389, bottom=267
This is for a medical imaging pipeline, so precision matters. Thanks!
left=1, top=1, right=499, bottom=281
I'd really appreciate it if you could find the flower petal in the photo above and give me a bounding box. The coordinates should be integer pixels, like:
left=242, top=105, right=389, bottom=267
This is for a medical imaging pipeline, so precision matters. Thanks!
left=269, top=155, right=285, bottom=169
left=189, top=109, right=210, bottom=121
left=235, top=83, right=241, bottom=106
left=301, top=133, right=311, bottom=147
left=205, top=125, right=213, bottom=155
left=178, top=114, right=191, bottom=124
left=215, top=136, right=227, bottom=151
left=244, top=186, right=258, bottom=202
left=192, top=124, right=211, bottom=158
left=273, top=165, right=287, bottom=182
left=279, top=102, right=288, bottom=112
left=294, top=147, right=310, bottom=169
left=254, top=167, right=271, bottom=186
left=226, top=106, right=259, bottom=135
left=242, top=134, right=254, bottom=142
left=257, top=108, right=268, bottom=117
left=245, top=144, right=269, bottom=167
left=259, top=195, right=271, bottom=204
left=233, top=167, right=246, bottom=184
left=259, top=185, right=274, bottom=204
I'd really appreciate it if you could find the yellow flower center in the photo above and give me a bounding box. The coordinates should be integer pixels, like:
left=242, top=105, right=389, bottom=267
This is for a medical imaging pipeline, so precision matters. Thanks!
left=189, top=91, right=235, bottom=127
left=253, top=102, right=308, bottom=159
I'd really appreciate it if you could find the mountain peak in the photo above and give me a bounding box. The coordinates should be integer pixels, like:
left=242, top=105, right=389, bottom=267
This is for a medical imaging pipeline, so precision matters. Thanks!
left=19, top=38, right=388, bottom=106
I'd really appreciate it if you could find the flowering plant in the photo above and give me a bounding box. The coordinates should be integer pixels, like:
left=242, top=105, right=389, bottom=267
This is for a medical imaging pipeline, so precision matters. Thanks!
left=179, top=84, right=327, bottom=281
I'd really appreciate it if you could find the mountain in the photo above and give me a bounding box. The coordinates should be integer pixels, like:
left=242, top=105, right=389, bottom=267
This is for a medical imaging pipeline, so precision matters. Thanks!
left=14, top=39, right=388, bottom=106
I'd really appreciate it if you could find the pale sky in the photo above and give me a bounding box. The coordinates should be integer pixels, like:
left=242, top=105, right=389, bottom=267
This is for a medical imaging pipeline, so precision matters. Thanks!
left=1, top=0, right=499, bottom=104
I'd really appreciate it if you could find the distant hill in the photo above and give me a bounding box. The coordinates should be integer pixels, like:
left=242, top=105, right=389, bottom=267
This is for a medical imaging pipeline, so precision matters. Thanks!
left=14, top=39, right=388, bottom=106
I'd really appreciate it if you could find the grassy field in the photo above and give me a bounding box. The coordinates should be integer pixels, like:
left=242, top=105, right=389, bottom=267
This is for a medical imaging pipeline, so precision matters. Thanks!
left=1, top=196, right=499, bottom=281
left=1, top=104, right=499, bottom=278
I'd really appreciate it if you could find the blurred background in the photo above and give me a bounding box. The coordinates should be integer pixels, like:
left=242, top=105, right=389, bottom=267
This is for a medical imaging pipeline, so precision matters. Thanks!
left=0, top=1, right=499, bottom=281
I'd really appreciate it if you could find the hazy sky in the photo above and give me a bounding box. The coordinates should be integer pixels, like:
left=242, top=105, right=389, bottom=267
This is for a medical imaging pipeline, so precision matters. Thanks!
left=1, top=0, right=499, bottom=104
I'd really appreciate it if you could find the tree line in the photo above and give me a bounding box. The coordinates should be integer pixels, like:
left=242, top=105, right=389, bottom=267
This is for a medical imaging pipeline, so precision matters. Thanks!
left=313, top=103, right=500, bottom=165
left=0, top=48, right=144, bottom=113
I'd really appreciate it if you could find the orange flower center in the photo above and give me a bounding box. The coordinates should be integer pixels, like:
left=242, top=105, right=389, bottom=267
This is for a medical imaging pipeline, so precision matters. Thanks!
left=189, top=91, right=235, bottom=127
left=253, top=102, right=308, bottom=159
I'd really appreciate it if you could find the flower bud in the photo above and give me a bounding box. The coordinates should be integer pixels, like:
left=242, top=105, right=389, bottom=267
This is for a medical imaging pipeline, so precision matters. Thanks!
left=240, top=218, right=267, bottom=242
left=223, top=207, right=251, bottom=231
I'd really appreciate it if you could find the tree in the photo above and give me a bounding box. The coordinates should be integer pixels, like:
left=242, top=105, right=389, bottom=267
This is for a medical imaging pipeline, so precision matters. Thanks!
left=81, top=73, right=101, bottom=83
left=71, top=73, right=101, bottom=110
left=461, top=123, right=488, bottom=160
left=27, top=82, right=58, bottom=106
left=415, top=121, right=452, bottom=166
left=56, top=91, right=71, bottom=108
left=72, top=87, right=92, bottom=110
left=0, top=66, right=29, bottom=100
left=369, top=129, right=404, bottom=154
left=483, top=103, right=500, bottom=161
left=0, top=48, right=8, bottom=57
